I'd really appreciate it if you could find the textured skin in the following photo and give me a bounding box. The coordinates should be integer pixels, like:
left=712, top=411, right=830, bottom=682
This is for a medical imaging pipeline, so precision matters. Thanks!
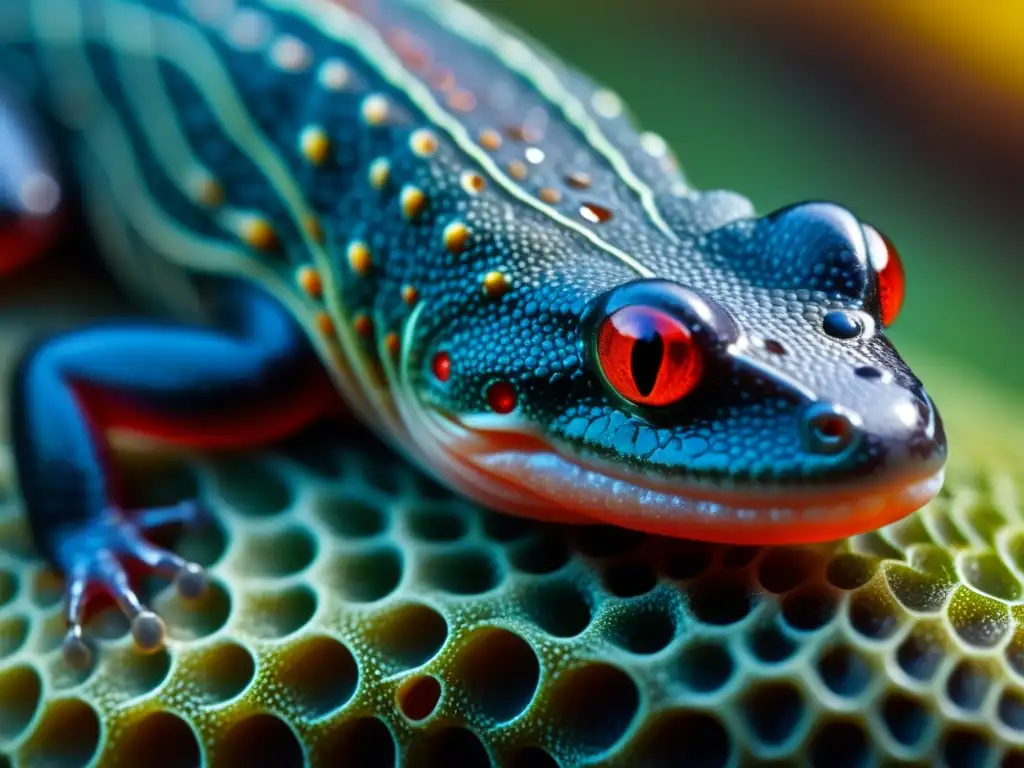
left=0, top=0, right=946, bottom=655
left=0, top=354, right=1019, bottom=768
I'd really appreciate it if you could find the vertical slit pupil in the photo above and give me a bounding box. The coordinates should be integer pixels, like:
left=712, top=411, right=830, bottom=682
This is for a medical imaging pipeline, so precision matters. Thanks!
left=631, top=332, right=664, bottom=397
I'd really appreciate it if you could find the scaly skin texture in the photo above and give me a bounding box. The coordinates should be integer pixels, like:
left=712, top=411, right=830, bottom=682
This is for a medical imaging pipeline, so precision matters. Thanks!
left=0, top=0, right=945, bottom=660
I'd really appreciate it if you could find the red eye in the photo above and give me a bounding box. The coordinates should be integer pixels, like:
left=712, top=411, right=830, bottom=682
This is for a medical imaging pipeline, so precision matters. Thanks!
left=864, top=225, right=906, bottom=327
left=596, top=305, right=703, bottom=407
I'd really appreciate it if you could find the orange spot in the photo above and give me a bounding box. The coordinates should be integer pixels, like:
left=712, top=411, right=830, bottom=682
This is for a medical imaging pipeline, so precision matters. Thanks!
left=507, top=160, right=528, bottom=181
left=296, top=266, right=322, bottom=298
left=539, top=187, right=562, bottom=204
left=368, top=157, right=391, bottom=189
left=479, top=129, right=502, bottom=151
left=460, top=172, right=487, bottom=195
left=362, top=94, right=390, bottom=126
left=482, top=270, right=511, bottom=299
left=299, top=126, right=331, bottom=165
left=239, top=217, right=278, bottom=252
left=443, top=221, right=470, bottom=254
left=194, top=177, right=224, bottom=208
left=353, top=313, right=374, bottom=338
left=347, top=241, right=373, bottom=275
left=410, top=129, right=439, bottom=157
left=401, top=186, right=427, bottom=219
left=384, top=331, right=401, bottom=358
left=402, top=284, right=420, bottom=305
left=315, top=312, right=336, bottom=337
left=565, top=172, right=592, bottom=189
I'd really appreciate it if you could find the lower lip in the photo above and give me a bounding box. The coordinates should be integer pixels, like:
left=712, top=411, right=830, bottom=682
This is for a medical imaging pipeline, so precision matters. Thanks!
left=477, top=451, right=946, bottom=545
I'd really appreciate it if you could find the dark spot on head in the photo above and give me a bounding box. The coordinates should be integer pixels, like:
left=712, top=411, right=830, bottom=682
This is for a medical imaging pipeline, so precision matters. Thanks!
left=565, top=172, right=592, bottom=189
left=855, top=366, right=884, bottom=380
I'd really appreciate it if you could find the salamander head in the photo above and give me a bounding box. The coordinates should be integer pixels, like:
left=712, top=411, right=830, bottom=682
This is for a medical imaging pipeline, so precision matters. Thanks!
left=404, top=202, right=946, bottom=544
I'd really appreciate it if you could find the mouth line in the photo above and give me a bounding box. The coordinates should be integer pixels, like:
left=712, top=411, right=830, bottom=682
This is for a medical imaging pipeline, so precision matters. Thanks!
left=436, top=412, right=946, bottom=543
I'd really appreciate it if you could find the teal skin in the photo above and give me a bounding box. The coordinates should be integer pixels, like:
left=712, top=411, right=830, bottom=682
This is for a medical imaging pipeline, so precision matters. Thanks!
left=0, top=0, right=945, bottom=660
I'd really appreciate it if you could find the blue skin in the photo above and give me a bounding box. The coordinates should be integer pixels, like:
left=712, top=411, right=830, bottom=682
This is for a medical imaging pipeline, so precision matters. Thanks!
left=0, top=0, right=946, bottom=665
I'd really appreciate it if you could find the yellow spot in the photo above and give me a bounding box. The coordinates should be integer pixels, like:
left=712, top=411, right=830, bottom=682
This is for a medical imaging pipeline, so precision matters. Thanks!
left=369, top=157, right=391, bottom=189
left=319, top=59, right=350, bottom=90
left=401, top=284, right=420, bottom=305
left=479, top=129, right=502, bottom=151
left=460, top=171, right=486, bottom=195
left=347, top=241, right=373, bottom=276
left=296, top=266, right=322, bottom=298
left=410, top=129, right=439, bottom=157
left=303, top=216, right=325, bottom=244
left=640, top=131, right=669, bottom=158
left=401, top=186, right=427, bottom=219
left=539, top=187, right=562, bottom=204
left=507, top=160, right=528, bottom=181
left=384, top=331, right=401, bottom=358
left=315, top=311, right=336, bottom=337
left=443, top=221, right=470, bottom=254
left=592, top=88, right=623, bottom=118
left=299, top=126, right=331, bottom=166
left=353, top=313, right=374, bottom=338
left=482, top=270, right=511, bottom=299
left=193, top=176, right=224, bottom=208
left=361, top=94, right=390, bottom=126
left=239, top=216, right=278, bottom=252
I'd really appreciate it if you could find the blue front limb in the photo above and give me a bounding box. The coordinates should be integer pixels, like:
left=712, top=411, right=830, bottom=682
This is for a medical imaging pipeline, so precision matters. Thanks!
left=10, top=280, right=321, bottom=665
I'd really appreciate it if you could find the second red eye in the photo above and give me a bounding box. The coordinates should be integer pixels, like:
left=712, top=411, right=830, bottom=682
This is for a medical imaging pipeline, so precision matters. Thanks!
left=864, top=224, right=906, bottom=328
left=596, top=305, right=703, bottom=407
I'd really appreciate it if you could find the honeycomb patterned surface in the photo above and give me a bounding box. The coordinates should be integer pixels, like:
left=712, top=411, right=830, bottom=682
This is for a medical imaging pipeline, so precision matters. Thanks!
left=0, top=344, right=1023, bottom=767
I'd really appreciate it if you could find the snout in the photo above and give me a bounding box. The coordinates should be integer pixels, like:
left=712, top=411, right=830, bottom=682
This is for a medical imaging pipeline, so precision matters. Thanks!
left=800, top=384, right=946, bottom=484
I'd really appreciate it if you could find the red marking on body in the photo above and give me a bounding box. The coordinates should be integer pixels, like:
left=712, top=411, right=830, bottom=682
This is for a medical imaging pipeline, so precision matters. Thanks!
left=431, top=351, right=451, bottom=383
left=486, top=381, right=517, bottom=414
left=72, top=370, right=339, bottom=451
left=0, top=213, right=60, bottom=277
left=864, top=224, right=906, bottom=327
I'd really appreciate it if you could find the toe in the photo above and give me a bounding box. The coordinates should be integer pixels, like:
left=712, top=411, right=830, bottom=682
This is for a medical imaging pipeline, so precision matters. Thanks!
left=126, top=533, right=208, bottom=601
left=173, top=562, right=208, bottom=600
left=61, top=627, right=92, bottom=670
left=131, top=611, right=167, bottom=653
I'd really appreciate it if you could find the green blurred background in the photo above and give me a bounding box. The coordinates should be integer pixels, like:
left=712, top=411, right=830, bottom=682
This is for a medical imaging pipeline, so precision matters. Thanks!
left=469, top=0, right=1024, bottom=399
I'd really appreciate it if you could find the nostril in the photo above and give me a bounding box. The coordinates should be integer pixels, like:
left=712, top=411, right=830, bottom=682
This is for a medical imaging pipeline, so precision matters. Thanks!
left=802, top=404, right=861, bottom=456
left=855, top=366, right=884, bottom=381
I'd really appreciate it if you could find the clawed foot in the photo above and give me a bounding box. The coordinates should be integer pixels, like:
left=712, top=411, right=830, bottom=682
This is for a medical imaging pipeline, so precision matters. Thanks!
left=54, top=501, right=209, bottom=669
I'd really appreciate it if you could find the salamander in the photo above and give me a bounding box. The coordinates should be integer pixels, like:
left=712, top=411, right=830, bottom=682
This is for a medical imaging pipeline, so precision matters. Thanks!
left=0, top=0, right=947, bottom=665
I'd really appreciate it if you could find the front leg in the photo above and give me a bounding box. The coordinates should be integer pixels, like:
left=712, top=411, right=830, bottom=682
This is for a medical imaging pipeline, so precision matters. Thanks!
left=11, top=281, right=335, bottom=667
